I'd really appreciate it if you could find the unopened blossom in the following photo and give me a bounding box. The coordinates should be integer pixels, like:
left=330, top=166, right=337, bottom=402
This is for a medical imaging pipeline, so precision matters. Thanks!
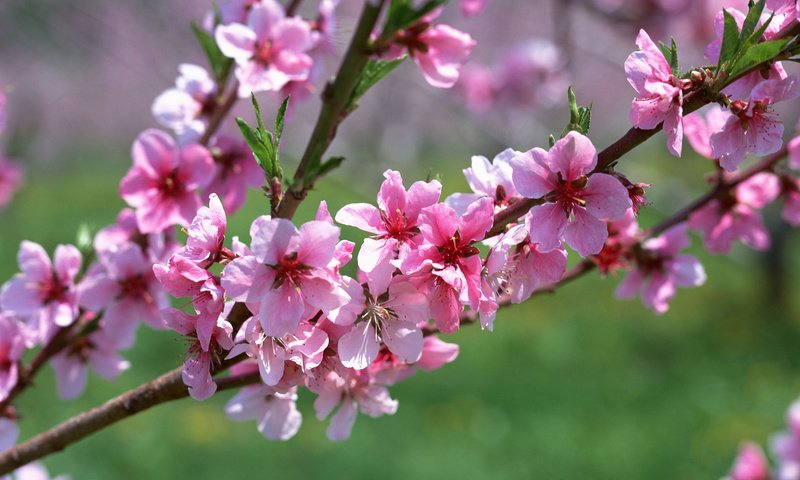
left=390, top=14, right=476, bottom=88
left=205, top=135, right=263, bottom=214
left=400, top=197, right=494, bottom=333
left=308, top=365, right=398, bottom=441
left=51, top=330, right=130, bottom=400
left=615, top=224, right=706, bottom=314
left=1, top=242, right=82, bottom=342
left=333, top=278, right=427, bottom=370
left=0, top=314, right=25, bottom=402
left=163, top=308, right=234, bottom=400
left=151, top=64, right=217, bottom=144
left=461, top=0, right=488, bottom=16
left=215, top=1, right=314, bottom=97
left=711, top=76, right=800, bottom=171
left=221, top=215, right=349, bottom=338
left=119, top=129, right=215, bottom=234
left=225, top=380, right=302, bottom=441
left=724, top=442, right=770, bottom=480
left=625, top=29, right=685, bottom=156
left=445, top=149, right=520, bottom=215
left=0, top=417, right=18, bottom=452
left=0, top=157, right=23, bottom=208
left=335, top=170, right=441, bottom=284
left=511, top=131, right=632, bottom=256
left=689, top=172, right=780, bottom=253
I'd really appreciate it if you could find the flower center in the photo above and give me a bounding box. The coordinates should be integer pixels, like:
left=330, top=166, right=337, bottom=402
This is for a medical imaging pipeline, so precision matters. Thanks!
left=160, top=172, right=184, bottom=198
left=546, top=173, right=588, bottom=218
left=438, top=231, right=480, bottom=266
left=271, top=252, right=308, bottom=290
left=380, top=209, right=418, bottom=243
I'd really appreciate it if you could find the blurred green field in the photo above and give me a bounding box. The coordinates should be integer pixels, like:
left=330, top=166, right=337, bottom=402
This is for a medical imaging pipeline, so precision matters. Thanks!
left=3, top=148, right=800, bottom=480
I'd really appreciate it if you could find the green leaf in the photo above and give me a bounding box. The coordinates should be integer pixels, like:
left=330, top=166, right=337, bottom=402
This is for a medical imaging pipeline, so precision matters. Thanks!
left=235, top=95, right=287, bottom=180
left=384, top=0, right=446, bottom=37
left=658, top=39, right=680, bottom=75
left=718, top=9, right=741, bottom=68
left=729, top=38, right=790, bottom=78
left=190, top=21, right=232, bottom=83
left=311, top=156, right=345, bottom=180
left=740, top=0, right=766, bottom=42
left=560, top=87, right=592, bottom=137
left=236, top=117, right=275, bottom=177
left=274, top=96, right=290, bottom=148
left=346, top=58, right=406, bottom=112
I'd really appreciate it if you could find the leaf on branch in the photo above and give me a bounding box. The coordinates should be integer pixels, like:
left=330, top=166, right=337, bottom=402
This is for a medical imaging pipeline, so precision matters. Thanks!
left=346, top=58, right=406, bottom=112
left=236, top=94, right=287, bottom=181
left=384, top=0, right=446, bottom=37
left=717, top=9, right=741, bottom=71
left=658, top=38, right=680, bottom=75
left=560, top=87, right=592, bottom=137
left=729, top=38, right=790, bottom=78
left=190, top=21, right=233, bottom=84
left=740, top=0, right=766, bottom=42
left=306, top=156, right=345, bottom=184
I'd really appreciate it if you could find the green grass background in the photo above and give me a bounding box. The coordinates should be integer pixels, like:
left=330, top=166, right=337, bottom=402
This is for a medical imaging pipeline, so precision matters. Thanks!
left=2, top=145, right=800, bottom=480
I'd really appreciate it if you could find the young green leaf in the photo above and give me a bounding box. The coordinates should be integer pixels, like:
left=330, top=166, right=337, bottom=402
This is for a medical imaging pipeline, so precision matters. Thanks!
left=190, top=21, right=232, bottom=83
left=717, top=9, right=741, bottom=70
left=740, top=0, right=766, bottom=42
left=729, top=38, right=790, bottom=78
left=346, top=58, right=406, bottom=112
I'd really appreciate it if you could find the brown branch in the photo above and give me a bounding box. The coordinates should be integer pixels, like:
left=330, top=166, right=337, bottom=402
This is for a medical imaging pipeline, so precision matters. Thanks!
left=198, top=82, right=240, bottom=146
left=285, top=0, right=303, bottom=16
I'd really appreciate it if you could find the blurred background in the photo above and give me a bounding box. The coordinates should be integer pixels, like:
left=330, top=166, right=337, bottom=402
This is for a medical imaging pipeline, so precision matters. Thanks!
left=3, top=0, right=800, bottom=478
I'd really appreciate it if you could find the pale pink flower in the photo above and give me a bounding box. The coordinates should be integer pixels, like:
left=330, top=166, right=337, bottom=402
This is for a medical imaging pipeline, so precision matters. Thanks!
left=311, top=0, right=340, bottom=55
left=0, top=417, right=18, bottom=452
left=78, top=242, right=168, bottom=348
left=683, top=104, right=729, bottom=159
left=445, top=149, right=520, bottom=215
left=221, top=216, right=349, bottom=338
left=409, top=24, right=475, bottom=89
left=2, top=462, right=70, bottom=480
left=495, top=39, right=570, bottom=110
left=225, top=381, right=302, bottom=441
left=461, top=0, right=488, bottom=16
left=215, top=2, right=314, bottom=97
left=615, top=224, right=706, bottom=314
left=0, top=242, right=82, bottom=343
left=400, top=198, right=494, bottom=333
left=504, top=223, right=569, bottom=304
left=725, top=442, right=770, bottom=480
left=689, top=172, right=780, bottom=253
left=119, top=129, right=215, bottom=234
left=308, top=365, right=398, bottom=441
left=417, top=336, right=459, bottom=371
left=459, top=64, right=495, bottom=111
left=205, top=135, right=263, bottom=214
left=711, top=76, right=800, bottom=171
left=151, top=64, right=217, bottom=144
left=181, top=193, right=230, bottom=268
left=335, top=170, right=441, bottom=285
left=625, top=29, right=684, bottom=156
left=772, top=399, right=800, bottom=480
left=163, top=308, right=234, bottom=401
left=0, top=157, right=23, bottom=208
left=51, top=330, right=130, bottom=400
left=215, top=0, right=260, bottom=25
left=332, top=278, right=427, bottom=370
left=93, top=208, right=178, bottom=265
left=511, top=131, right=631, bottom=256
left=0, top=314, right=25, bottom=402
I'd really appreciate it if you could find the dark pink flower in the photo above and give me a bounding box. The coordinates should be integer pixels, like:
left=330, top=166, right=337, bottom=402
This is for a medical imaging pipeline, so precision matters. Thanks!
left=119, top=129, right=215, bottom=234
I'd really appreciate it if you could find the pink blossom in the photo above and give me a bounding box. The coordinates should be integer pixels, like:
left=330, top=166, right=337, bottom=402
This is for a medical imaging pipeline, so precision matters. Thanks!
left=214, top=0, right=260, bottom=25
left=311, top=0, right=340, bottom=55
left=711, top=76, right=800, bottom=171
left=151, top=64, right=217, bottom=144
left=78, top=242, right=169, bottom=348
left=683, top=104, right=729, bottom=159
left=221, top=216, right=349, bottom=338
left=335, top=170, right=441, bottom=285
left=0, top=314, right=25, bottom=402
left=400, top=197, right=494, bottom=333
left=93, top=208, right=178, bottom=265
left=119, top=129, right=215, bottom=234
left=781, top=175, right=800, bottom=226
left=0, top=157, right=23, bottom=208
left=51, top=330, right=130, bottom=400
left=689, top=172, right=780, bottom=253
left=225, top=381, right=302, bottom=441
left=725, top=442, right=770, bottom=480
left=2, top=462, right=70, bottom=480
left=511, top=132, right=631, bottom=256
left=308, top=365, right=398, bottom=441
left=417, top=336, right=459, bottom=371
left=332, top=278, right=427, bottom=370
left=163, top=308, right=234, bottom=400
left=593, top=208, right=641, bottom=276
left=205, top=135, right=263, bottom=214
left=790, top=132, right=800, bottom=170
left=181, top=193, right=229, bottom=267
left=0, top=242, right=82, bottom=343
left=504, top=224, right=569, bottom=304
left=215, top=2, right=314, bottom=97
left=625, top=29, right=684, bottom=156
left=0, top=417, right=18, bottom=452
left=459, top=64, right=495, bottom=112
left=446, top=149, right=520, bottom=215
left=615, top=224, right=706, bottom=314
left=772, top=399, right=800, bottom=480
left=461, top=0, right=488, bottom=16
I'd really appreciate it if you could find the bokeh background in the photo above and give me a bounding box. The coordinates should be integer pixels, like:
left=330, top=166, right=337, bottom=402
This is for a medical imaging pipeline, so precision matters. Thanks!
left=3, top=0, right=800, bottom=478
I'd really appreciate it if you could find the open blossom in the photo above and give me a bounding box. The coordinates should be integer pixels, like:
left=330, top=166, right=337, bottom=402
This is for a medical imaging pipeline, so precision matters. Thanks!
left=0, top=314, right=26, bottom=402
left=309, top=364, right=398, bottom=441
left=221, top=215, right=349, bottom=338
left=163, top=308, right=234, bottom=401
left=683, top=104, right=729, bottom=160
left=615, top=224, right=706, bottom=314
left=94, top=208, right=177, bottom=265
left=724, top=442, right=770, bottom=480
left=689, top=172, right=780, bottom=254
left=51, top=329, right=130, bottom=400
left=151, top=64, right=216, bottom=144
left=625, top=29, right=684, bottom=156
left=215, top=1, right=314, bottom=97
left=119, top=129, right=215, bottom=234
left=0, top=242, right=82, bottom=343
left=446, top=149, right=520, bottom=215
left=417, top=336, right=459, bottom=371
left=78, top=241, right=169, bottom=349
left=511, top=131, right=631, bottom=256
left=400, top=197, right=494, bottom=333
left=205, top=135, right=263, bottom=214
left=711, top=76, right=800, bottom=171
left=335, top=170, right=441, bottom=284
left=180, top=193, right=229, bottom=268
left=503, top=223, right=568, bottom=304
left=332, top=278, right=427, bottom=370
left=225, top=371, right=302, bottom=441
left=0, top=157, right=23, bottom=208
